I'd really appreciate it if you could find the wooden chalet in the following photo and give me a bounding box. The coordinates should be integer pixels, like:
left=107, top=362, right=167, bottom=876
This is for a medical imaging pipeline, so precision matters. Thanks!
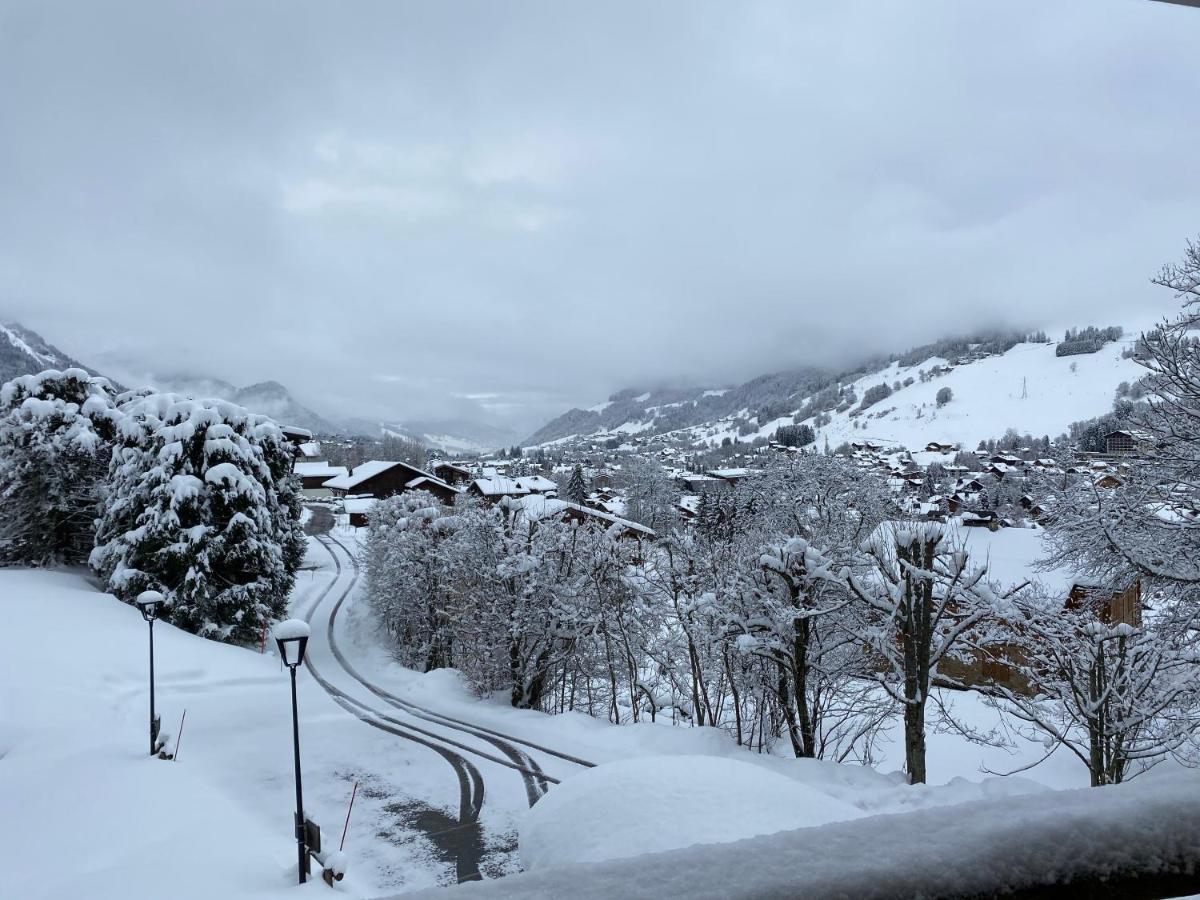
left=468, top=476, right=531, bottom=502
left=430, top=461, right=474, bottom=486
left=294, top=462, right=349, bottom=496
left=343, top=496, right=377, bottom=528
left=1105, top=429, right=1155, bottom=456
left=1067, top=580, right=1142, bottom=628
left=514, top=475, right=558, bottom=495
left=512, top=495, right=656, bottom=542
left=324, top=460, right=460, bottom=504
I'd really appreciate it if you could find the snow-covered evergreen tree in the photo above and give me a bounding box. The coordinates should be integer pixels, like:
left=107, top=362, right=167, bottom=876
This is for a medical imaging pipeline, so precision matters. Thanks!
left=0, top=368, right=119, bottom=565
left=566, top=464, right=588, bottom=504
left=90, top=393, right=305, bottom=642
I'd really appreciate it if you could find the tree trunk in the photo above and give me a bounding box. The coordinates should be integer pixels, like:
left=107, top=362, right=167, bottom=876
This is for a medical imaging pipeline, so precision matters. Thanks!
left=904, top=698, right=927, bottom=784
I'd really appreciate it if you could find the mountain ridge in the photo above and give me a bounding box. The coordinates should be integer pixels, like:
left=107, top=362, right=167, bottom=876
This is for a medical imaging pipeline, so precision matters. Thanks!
left=524, top=323, right=1152, bottom=452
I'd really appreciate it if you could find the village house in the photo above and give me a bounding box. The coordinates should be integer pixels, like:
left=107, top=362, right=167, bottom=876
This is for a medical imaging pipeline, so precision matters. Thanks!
left=512, top=494, right=656, bottom=542
left=429, top=460, right=474, bottom=486
left=343, top=496, right=377, bottom=528
left=294, top=461, right=349, bottom=497
left=934, top=526, right=1144, bottom=693
left=468, top=476, right=531, bottom=502
left=1105, top=429, right=1155, bottom=456
left=705, top=467, right=753, bottom=487
left=324, top=460, right=460, bottom=504
left=677, top=473, right=727, bottom=493
left=514, top=475, right=558, bottom=495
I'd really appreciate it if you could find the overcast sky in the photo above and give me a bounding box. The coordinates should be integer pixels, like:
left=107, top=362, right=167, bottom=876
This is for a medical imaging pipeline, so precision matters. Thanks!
left=1, top=0, right=1197, bottom=433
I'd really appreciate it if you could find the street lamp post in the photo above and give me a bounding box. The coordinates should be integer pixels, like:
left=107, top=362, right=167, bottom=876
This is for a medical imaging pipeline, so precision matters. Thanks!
left=274, top=619, right=312, bottom=885
left=135, top=590, right=169, bottom=755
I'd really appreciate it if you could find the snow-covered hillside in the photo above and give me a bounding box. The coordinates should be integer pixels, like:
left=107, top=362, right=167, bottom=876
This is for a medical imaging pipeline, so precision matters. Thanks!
left=706, top=336, right=1143, bottom=451
left=0, top=321, right=109, bottom=386
left=527, top=322, right=1160, bottom=453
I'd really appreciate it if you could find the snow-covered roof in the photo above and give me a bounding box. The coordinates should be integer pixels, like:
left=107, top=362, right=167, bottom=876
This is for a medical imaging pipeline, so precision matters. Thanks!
left=472, top=477, right=530, bottom=496
left=514, top=475, right=558, bottom=492
left=323, top=459, right=431, bottom=491
left=296, top=441, right=322, bottom=458
left=342, top=497, right=377, bottom=515
left=513, top=494, right=655, bottom=537
left=947, top=522, right=1075, bottom=600
left=294, top=462, right=348, bottom=479
left=706, top=467, right=751, bottom=479
left=405, top=475, right=461, bottom=494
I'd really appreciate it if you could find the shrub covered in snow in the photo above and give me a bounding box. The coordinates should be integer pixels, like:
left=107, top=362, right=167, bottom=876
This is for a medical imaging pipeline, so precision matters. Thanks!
left=0, top=368, right=120, bottom=565
left=90, top=393, right=305, bottom=642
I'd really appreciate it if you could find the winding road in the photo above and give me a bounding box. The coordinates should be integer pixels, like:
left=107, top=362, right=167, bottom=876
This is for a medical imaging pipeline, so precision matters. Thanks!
left=295, top=507, right=594, bottom=884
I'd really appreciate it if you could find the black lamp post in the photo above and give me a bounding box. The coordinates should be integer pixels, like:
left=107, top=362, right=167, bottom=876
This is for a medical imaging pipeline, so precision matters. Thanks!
left=274, top=619, right=311, bottom=885
left=135, top=590, right=169, bottom=755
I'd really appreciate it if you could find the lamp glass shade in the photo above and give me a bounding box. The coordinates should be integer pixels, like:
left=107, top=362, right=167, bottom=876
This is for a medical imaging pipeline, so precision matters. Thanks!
left=273, top=619, right=312, bottom=667
left=135, top=590, right=168, bottom=620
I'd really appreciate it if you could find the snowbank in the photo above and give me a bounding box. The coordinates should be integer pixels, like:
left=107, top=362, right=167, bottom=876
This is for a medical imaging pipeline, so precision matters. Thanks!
left=520, top=755, right=860, bottom=870
left=413, top=771, right=1200, bottom=900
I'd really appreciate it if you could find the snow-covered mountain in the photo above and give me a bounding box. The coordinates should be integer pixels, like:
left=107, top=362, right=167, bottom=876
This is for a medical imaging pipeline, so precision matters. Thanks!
left=0, top=322, right=111, bottom=386
left=137, top=373, right=343, bottom=435
left=526, top=324, right=1153, bottom=453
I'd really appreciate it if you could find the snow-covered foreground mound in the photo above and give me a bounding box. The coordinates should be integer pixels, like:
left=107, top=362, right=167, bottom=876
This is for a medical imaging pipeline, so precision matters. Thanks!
left=417, top=771, right=1200, bottom=900
left=520, top=755, right=860, bottom=869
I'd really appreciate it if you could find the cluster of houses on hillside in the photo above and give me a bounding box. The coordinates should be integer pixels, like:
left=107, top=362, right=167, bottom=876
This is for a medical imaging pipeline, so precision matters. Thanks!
left=284, top=436, right=652, bottom=538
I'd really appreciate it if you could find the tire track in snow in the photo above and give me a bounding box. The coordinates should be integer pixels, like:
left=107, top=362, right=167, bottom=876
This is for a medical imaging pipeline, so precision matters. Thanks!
left=317, top=531, right=594, bottom=806
left=297, top=529, right=486, bottom=883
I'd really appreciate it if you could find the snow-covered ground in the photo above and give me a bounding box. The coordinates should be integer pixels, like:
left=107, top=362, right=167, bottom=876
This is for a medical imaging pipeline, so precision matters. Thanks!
left=406, top=769, right=1200, bottom=900
left=0, top=531, right=1171, bottom=898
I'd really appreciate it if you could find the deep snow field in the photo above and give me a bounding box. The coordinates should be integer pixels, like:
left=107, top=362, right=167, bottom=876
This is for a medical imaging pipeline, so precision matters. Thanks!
left=0, top=537, right=1189, bottom=900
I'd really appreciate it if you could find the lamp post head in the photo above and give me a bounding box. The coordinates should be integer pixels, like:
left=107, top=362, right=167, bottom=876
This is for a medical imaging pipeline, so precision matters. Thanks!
left=135, top=590, right=168, bottom=623
left=273, top=620, right=311, bottom=669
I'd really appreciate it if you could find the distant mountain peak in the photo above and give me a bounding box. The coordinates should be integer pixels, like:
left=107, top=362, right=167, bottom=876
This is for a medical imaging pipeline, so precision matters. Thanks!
left=0, top=320, right=111, bottom=387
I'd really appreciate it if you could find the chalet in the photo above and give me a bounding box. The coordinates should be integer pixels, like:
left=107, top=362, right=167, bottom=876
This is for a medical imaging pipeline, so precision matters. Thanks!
left=985, top=462, right=1019, bottom=480
left=295, top=441, right=323, bottom=461
left=676, top=495, right=701, bottom=521
left=678, top=473, right=727, bottom=493
left=935, top=527, right=1144, bottom=692
left=343, top=496, right=377, bottom=528
left=1066, top=580, right=1142, bottom=628
left=1105, top=429, right=1155, bottom=456
left=430, top=461, right=474, bottom=486
left=706, top=467, right=752, bottom=487
left=514, top=475, right=558, bottom=495
left=961, top=510, right=1003, bottom=530
left=468, top=477, right=531, bottom=502
left=1093, top=472, right=1124, bottom=490
left=294, top=462, right=349, bottom=497
left=925, top=441, right=958, bottom=453
left=324, top=460, right=458, bottom=503
left=404, top=475, right=462, bottom=506
left=512, top=494, right=655, bottom=541
left=281, top=425, right=313, bottom=447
